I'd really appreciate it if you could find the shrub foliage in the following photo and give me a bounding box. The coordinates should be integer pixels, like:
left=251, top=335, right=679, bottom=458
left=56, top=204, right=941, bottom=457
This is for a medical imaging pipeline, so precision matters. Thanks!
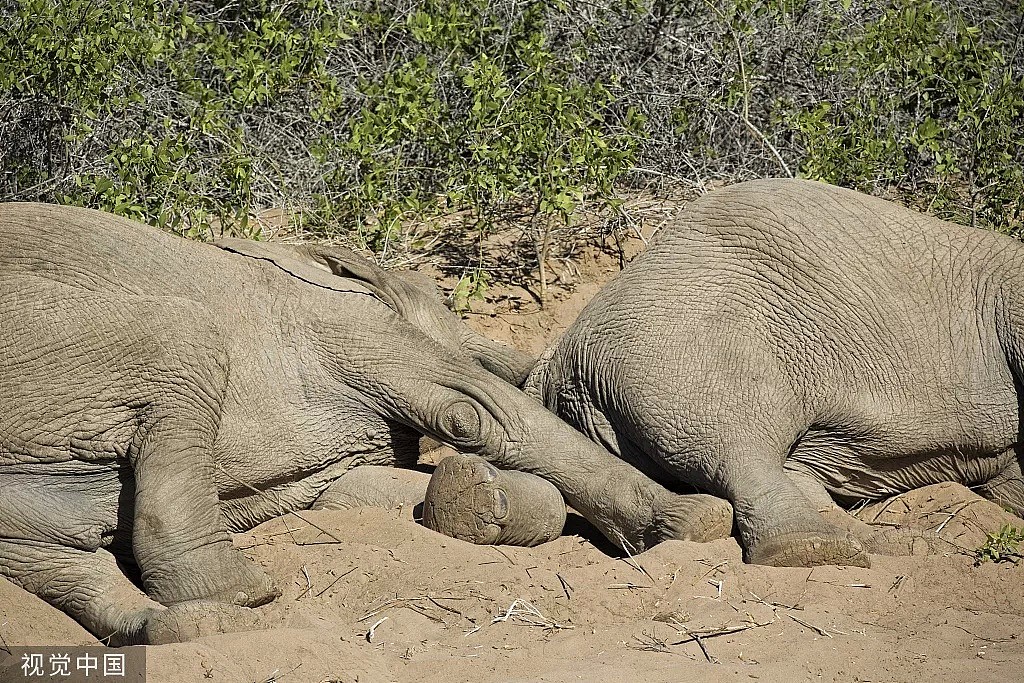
left=0, top=0, right=1021, bottom=266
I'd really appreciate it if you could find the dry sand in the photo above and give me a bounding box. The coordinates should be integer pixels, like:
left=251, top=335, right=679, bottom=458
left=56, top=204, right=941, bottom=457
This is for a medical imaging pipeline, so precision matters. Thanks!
left=1, top=225, right=1022, bottom=683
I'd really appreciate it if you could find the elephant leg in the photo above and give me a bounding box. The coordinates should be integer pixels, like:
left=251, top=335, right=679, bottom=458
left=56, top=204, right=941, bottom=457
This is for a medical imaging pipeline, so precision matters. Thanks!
left=597, top=389, right=867, bottom=567
left=715, top=450, right=868, bottom=567
left=215, top=461, right=421, bottom=532
left=784, top=467, right=955, bottom=557
left=127, top=320, right=278, bottom=609
left=784, top=466, right=880, bottom=537
left=311, top=461, right=567, bottom=547
left=0, top=288, right=276, bottom=628
left=132, top=410, right=279, bottom=609
left=0, top=540, right=268, bottom=645
left=621, top=408, right=868, bottom=568
left=0, top=540, right=160, bottom=645
left=311, top=465, right=430, bottom=511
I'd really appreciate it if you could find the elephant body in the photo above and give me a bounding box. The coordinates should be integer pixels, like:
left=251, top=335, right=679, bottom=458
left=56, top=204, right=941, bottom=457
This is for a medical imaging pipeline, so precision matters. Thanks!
left=526, top=179, right=1024, bottom=567
left=2, top=210, right=415, bottom=546
left=0, top=203, right=730, bottom=643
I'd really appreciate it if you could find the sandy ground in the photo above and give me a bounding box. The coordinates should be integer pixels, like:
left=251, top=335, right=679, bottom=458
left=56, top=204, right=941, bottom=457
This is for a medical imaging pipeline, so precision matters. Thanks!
left=1, top=219, right=1023, bottom=683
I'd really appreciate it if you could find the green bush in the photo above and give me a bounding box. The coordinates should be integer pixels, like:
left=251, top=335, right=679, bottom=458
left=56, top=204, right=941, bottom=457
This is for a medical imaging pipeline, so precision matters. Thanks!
left=790, top=1, right=1024, bottom=232
left=0, top=0, right=640, bottom=258
left=1, top=0, right=1021, bottom=283
left=0, top=0, right=360, bottom=237
left=334, top=0, right=643, bottom=264
left=975, top=524, right=1024, bottom=565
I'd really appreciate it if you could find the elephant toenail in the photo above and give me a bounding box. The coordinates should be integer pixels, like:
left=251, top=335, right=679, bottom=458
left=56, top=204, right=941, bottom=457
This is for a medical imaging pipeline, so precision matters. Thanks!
left=475, top=462, right=498, bottom=484
left=492, top=489, right=509, bottom=519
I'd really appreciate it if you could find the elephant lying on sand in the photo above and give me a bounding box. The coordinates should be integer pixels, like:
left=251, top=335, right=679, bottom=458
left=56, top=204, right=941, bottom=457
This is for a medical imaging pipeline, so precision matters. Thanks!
left=0, top=203, right=733, bottom=644
left=494, top=179, right=1022, bottom=568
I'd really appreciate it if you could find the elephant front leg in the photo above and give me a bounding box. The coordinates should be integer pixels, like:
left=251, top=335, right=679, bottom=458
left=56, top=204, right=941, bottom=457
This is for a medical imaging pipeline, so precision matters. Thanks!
left=712, top=451, right=869, bottom=567
left=131, top=391, right=278, bottom=608
left=132, top=415, right=279, bottom=607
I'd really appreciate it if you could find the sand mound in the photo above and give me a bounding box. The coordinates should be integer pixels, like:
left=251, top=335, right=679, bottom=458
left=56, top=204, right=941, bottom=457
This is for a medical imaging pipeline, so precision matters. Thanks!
left=857, top=482, right=1023, bottom=550
left=3, top=493, right=1022, bottom=683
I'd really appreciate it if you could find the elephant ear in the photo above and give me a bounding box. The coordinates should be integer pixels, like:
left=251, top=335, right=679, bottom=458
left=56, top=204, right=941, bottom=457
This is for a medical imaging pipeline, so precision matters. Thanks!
left=213, top=238, right=380, bottom=300
left=311, top=247, right=406, bottom=307
left=311, top=245, right=468, bottom=338
left=215, top=237, right=432, bottom=314
left=311, top=246, right=536, bottom=386
left=217, top=238, right=536, bottom=386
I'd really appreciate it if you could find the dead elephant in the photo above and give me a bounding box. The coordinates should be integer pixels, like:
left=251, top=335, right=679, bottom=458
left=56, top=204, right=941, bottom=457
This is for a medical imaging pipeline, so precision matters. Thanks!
left=421, top=179, right=1024, bottom=569
left=512, top=179, right=1023, bottom=567
left=0, top=203, right=732, bottom=644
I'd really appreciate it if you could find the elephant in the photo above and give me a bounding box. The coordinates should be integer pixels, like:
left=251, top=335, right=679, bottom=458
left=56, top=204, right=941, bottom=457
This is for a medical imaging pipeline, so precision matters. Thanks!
left=0, top=202, right=734, bottom=644
left=501, top=178, right=1024, bottom=568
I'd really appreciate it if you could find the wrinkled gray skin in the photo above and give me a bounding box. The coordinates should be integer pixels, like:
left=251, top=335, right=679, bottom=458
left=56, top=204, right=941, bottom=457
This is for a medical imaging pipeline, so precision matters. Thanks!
left=0, top=203, right=731, bottom=644
left=525, top=179, right=1024, bottom=568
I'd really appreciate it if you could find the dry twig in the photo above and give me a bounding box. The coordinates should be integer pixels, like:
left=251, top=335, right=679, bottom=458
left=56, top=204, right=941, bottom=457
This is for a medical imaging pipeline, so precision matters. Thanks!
left=299, top=565, right=312, bottom=599
left=786, top=613, right=844, bottom=638
left=613, top=531, right=654, bottom=583
left=490, top=599, right=574, bottom=632
left=313, top=566, right=358, bottom=598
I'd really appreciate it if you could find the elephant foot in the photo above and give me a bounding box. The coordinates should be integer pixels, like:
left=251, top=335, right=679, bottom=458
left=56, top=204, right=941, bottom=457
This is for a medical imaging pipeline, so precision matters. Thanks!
left=815, top=507, right=959, bottom=557
left=143, top=601, right=267, bottom=645
left=144, top=544, right=280, bottom=608
left=745, top=528, right=869, bottom=568
left=858, top=526, right=959, bottom=556
left=422, top=454, right=566, bottom=546
left=644, top=491, right=734, bottom=547
left=212, top=557, right=279, bottom=608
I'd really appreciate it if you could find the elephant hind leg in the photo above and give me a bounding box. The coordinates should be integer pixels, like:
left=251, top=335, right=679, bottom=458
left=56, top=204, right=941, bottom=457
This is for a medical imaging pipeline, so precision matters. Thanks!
left=978, top=458, right=1024, bottom=518
left=729, top=459, right=869, bottom=567
left=620, top=403, right=867, bottom=567
left=0, top=539, right=160, bottom=645
left=653, top=430, right=868, bottom=567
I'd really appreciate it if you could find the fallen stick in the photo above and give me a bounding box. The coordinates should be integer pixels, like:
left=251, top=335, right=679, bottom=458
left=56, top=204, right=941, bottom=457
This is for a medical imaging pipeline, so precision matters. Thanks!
left=787, top=613, right=834, bottom=638
left=668, top=619, right=775, bottom=646
left=614, top=530, right=654, bottom=583
left=313, top=566, right=358, bottom=598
